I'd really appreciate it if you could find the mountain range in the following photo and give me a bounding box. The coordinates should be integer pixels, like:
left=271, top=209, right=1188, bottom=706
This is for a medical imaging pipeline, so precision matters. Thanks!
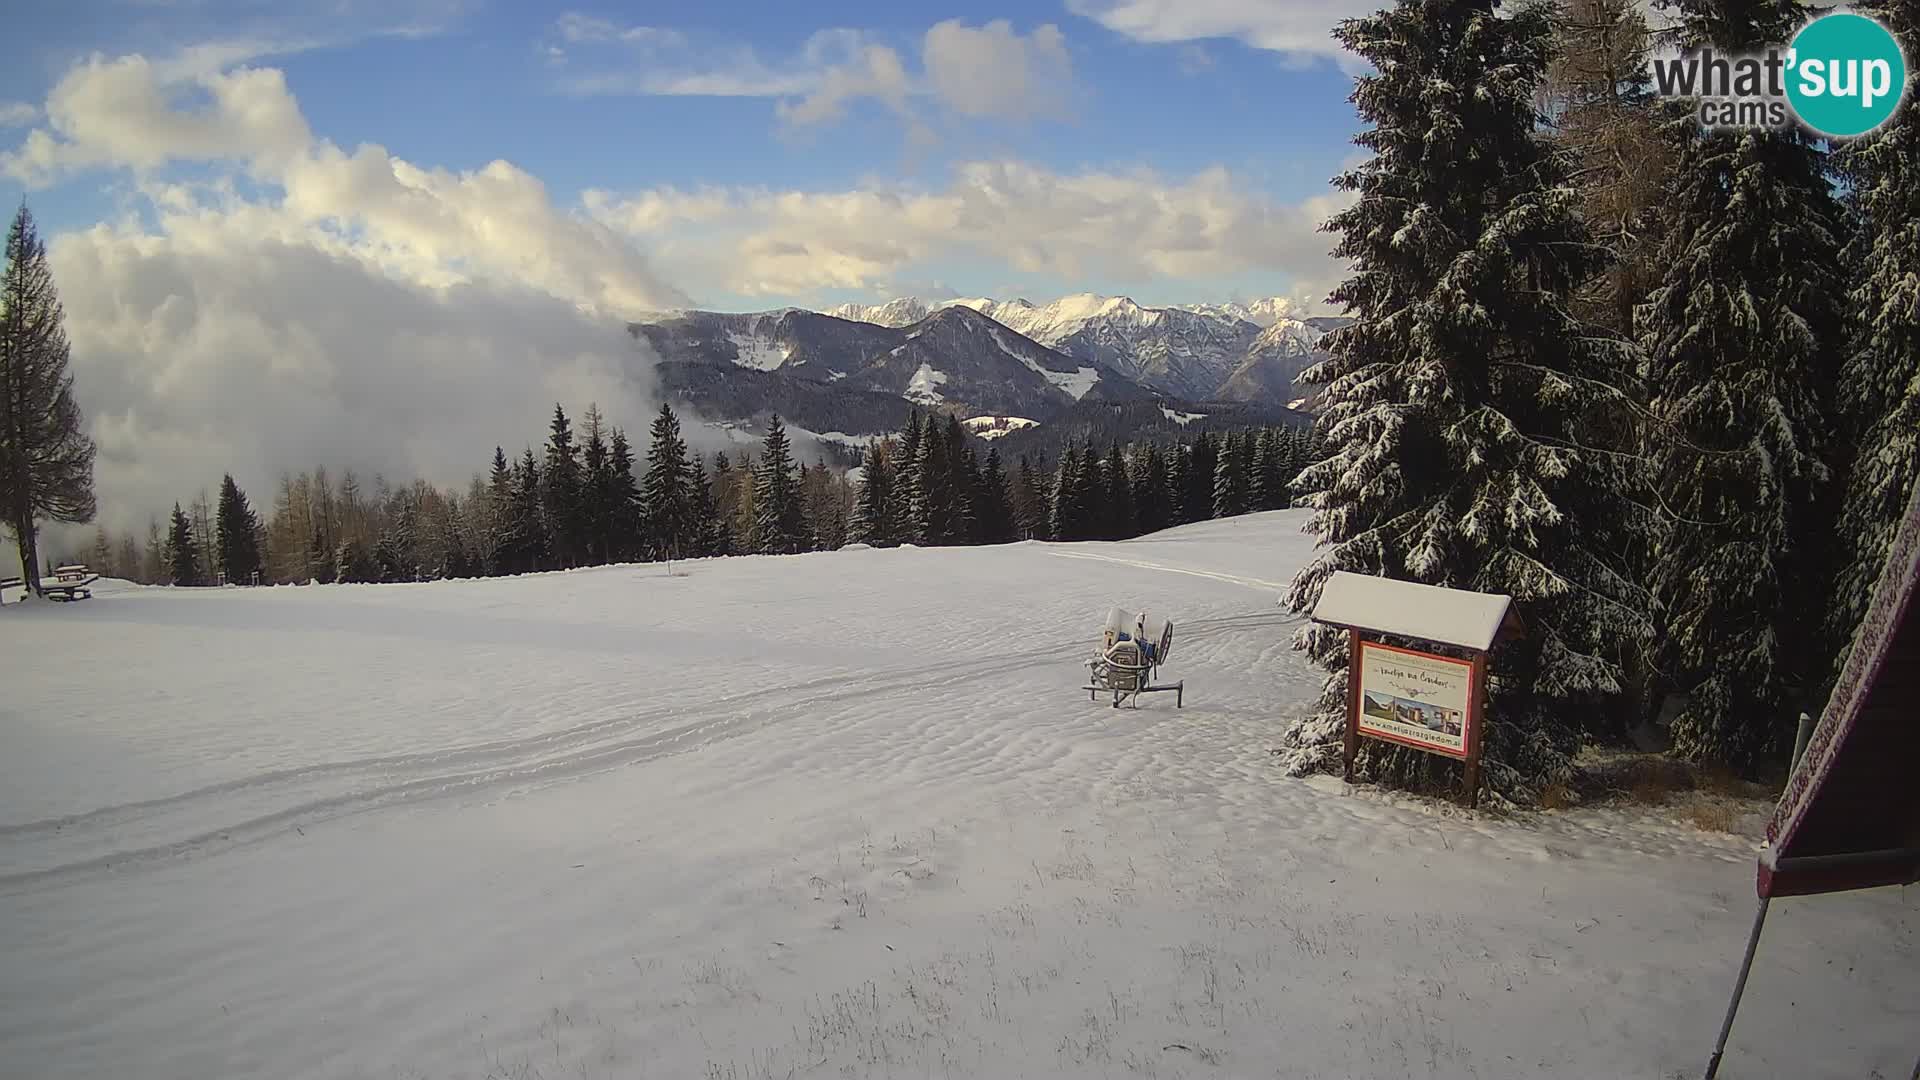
left=629, top=294, right=1347, bottom=452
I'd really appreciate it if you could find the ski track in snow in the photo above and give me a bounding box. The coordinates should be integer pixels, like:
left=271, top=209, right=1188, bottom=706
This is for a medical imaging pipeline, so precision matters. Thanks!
left=2, top=512, right=1914, bottom=1080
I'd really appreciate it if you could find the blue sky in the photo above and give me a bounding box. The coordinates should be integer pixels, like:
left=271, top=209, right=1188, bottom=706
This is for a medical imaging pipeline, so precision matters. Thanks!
left=1, top=0, right=1368, bottom=311
left=0, top=0, right=1376, bottom=540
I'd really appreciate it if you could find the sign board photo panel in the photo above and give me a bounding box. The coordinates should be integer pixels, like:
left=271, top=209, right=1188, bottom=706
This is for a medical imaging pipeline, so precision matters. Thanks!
left=1354, top=640, right=1476, bottom=760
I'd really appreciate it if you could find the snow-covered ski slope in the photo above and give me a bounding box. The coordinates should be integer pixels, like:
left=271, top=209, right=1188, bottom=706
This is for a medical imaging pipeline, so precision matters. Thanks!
left=2, top=511, right=1913, bottom=1079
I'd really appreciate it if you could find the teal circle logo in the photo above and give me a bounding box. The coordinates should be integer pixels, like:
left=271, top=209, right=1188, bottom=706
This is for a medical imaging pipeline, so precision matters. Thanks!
left=1786, top=13, right=1908, bottom=137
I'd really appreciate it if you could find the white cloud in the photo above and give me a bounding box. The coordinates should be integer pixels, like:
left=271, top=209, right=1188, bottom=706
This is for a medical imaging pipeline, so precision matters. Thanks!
left=2, top=50, right=681, bottom=535
left=586, top=161, right=1350, bottom=307
left=548, top=16, right=1075, bottom=130
left=0, top=102, right=38, bottom=128
left=56, top=219, right=659, bottom=537
left=775, top=38, right=915, bottom=126
left=1067, top=0, right=1374, bottom=65
left=921, top=19, right=1072, bottom=120
left=3, top=55, right=684, bottom=318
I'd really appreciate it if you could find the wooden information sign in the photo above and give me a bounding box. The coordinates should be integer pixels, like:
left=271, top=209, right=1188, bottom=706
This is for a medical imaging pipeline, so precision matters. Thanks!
left=1309, top=571, right=1521, bottom=807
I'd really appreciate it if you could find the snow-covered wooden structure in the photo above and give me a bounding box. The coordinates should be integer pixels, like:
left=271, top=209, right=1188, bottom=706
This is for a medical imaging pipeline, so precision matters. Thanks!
left=1308, top=571, right=1522, bottom=807
left=1704, top=478, right=1920, bottom=1079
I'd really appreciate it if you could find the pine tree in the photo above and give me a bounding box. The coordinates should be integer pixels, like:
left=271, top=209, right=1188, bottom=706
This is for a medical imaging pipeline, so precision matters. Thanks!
left=889, top=411, right=925, bottom=536
left=943, top=417, right=977, bottom=544
left=486, top=446, right=515, bottom=574
left=752, top=415, right=805, bottom=554
left=609, top=430, right=642, bottom=562
left=514, top=448, right=549, bottom=572
left=310, top=524, right=335, bottom=583
left=1826, top=0, right=1920, bottom=684
left=215, top=474, right=263, bottom=584
left=850, top=440, right=895, bottom=546
left=542, top=404, right=583, bottom=567
left=1013, top=454, right=1049, bottom=540
left=1213, top=431, right=1251, bottom=519
left=955, top=442, right=982, bottom=545
left=334, top=536, right=378, bottom=584
left=705, top=451, right=736, bottom=557
left=1072, top=437, right=1103, bottom=540
left=1250, top=429, right=1284, bottom=511
left=1104, top=443, right=1135, bottom=540
left=1050, top=444, right=1083, bottom=542
left=910, top=424, right=955, bottom=545
left=643, top=402, right=695, bottom=560
left=977, top=448, right=1015, bottom=545
left=1640, top=0, right=1851, bottom=768
left=116, top=534, right=140, bottom=583
left=143, top=517, right=164, bottom=584
left=0, top=205, right=96, bottom=596
left=1184, top=434, right=1217, bottom=523
left=190, top=491, right=215, bottom=583
left=688, top=457, right=719, bottom=557
left=580, top=405, right=613, bottom=565
left=1134, top=442, right=1173, bottom=535
left=1166, top=443, right=1191, bottom=525
left=86, top=525, right=111, bottom=576
left=166, top=503, right=199, bottom=586
left=1279, top=0, right=1653, bottom=803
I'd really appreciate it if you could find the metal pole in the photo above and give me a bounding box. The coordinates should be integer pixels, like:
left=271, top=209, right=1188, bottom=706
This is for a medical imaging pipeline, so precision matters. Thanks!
left=1703, top=896, right=1772, bottom=1080
left=1791, top=711, right=1816, bottom=770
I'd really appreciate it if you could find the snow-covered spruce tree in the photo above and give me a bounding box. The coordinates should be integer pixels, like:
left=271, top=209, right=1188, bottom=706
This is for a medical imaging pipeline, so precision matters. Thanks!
left=1014, top=454, right=1049, bottom=540
left=608, top=430, right=642, bottom=562
left=849, top=439, right=895, bottom=546
left=1825, top=0, right=1920, bottom=686
left=579, top=405, right=613, bottom=565
left=1104, top=443, right=1134, bottom=539
left=1279, top=0, right=1652, bottom=805
left=541, top=404, right=583, bottom=568
left=1072, top=436, right=1104, bottom=538
left=166, top=502, right=200, bottom=586
left=888, top=411, right=924, bottom=537
left=215, top=474, right=263, bottom=584
left=1640, top=0, right=1851, bottom=769
left=1050, top=444, right=1084, bottom=541
left=910, top=422, right=954, bottom=545
left=752, top=415, right=806, bottom=554
left=1213, top=431, right=1250, bottom=519
left=978, top=448, right=1015, bottom=545
left=1133, top=442, right=1174, bottom=534
left=513, top=448, right=548, bottom=572
left=1184, top=433, right=1217, bottom=523
left=1165, top=442, right=1191, bottom=525
left=643, top=402, right=694, bottom=560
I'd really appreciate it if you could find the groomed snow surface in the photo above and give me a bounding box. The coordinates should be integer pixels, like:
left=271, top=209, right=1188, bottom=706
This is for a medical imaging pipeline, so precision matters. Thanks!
left=2, top=511, right=1914, bottom=1079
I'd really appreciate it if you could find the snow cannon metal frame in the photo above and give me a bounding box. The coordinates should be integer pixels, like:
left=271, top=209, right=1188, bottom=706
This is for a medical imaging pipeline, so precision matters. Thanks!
left=1084, top=608, right=1183, bottom=709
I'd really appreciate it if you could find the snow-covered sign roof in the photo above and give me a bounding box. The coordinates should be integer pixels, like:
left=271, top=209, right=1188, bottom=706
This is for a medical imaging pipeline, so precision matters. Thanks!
left=1307, top=571, right=1517, bottom=652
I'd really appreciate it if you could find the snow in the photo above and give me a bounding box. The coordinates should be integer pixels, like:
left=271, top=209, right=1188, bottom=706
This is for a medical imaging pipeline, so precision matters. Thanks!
left=726, top=329, right=791, bottom=372
left=962, top=416, right=1040, bottom=440
left=1311, top=570, right=1515, bottom=651
left=1160, top=407, right=1206, bottom=425
left=787, top=426, right=881, bottom=450
left=2, top=511, right=1914, bottom=1080
left=904, top=363, right=948, bottom=404
left=983, top=326, right=1102, bottom=401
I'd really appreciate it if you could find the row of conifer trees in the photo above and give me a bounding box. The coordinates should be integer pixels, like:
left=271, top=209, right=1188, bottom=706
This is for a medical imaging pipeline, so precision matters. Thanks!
left=74, top=404, right=1323, bottom=587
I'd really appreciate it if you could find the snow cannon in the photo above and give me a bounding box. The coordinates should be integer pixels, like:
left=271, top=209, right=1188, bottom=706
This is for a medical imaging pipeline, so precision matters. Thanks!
left=1085, top=607, right=1182, bottom=709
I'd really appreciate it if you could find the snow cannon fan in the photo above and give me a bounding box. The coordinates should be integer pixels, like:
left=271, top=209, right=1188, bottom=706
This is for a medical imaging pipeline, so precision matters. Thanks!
left=1084, top=608, right=1183, bottom=709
